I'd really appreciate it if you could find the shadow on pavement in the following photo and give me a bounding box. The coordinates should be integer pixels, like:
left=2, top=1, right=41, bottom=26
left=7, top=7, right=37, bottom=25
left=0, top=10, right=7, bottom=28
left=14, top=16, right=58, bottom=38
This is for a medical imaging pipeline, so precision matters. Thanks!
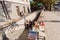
left=44, top=20, right=60, bottom=23
left=17, top=29, right=29, bottom=40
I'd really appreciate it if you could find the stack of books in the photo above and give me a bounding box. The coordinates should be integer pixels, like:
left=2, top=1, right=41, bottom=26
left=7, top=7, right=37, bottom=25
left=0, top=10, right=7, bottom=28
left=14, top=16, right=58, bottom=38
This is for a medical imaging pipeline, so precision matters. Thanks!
left=28, top=30, right=37, bottom=40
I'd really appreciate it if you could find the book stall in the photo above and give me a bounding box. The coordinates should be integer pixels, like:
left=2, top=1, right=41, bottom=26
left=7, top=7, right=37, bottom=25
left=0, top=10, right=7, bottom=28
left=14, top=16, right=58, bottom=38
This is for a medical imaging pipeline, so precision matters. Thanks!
left=28, top=21, right=45, bottom=40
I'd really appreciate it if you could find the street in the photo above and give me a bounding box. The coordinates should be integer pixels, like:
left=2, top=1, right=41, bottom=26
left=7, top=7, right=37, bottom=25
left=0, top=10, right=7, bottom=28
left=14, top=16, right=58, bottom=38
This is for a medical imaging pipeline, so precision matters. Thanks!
left=52, top=11, right=60, bottom=16
left=43, top=11, right=60, bottom=40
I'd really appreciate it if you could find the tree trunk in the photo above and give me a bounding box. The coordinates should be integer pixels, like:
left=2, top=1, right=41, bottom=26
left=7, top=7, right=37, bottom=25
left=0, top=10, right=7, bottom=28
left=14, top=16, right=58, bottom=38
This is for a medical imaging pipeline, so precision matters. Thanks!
left=49, top=4, right=51, bottom=11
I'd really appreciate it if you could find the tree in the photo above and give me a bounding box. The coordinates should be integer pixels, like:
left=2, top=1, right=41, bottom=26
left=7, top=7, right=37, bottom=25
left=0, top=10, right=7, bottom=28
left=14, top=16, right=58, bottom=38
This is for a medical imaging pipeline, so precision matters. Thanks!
left=33, top=0, right=56, bottom=11
left=30, top=1, right=36, bottom=7
left=30, top=0, right=40, bottom=11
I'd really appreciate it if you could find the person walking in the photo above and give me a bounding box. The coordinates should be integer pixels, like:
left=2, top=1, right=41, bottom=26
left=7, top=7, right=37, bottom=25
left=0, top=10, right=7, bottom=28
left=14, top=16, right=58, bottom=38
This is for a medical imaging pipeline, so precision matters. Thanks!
left=20, top=12, right=22, bottom=17
left=25, top=20, right=29, bottom=29
left=28, top=20, right=32, bottom=30
left=32, top=22, right=39, bottom=32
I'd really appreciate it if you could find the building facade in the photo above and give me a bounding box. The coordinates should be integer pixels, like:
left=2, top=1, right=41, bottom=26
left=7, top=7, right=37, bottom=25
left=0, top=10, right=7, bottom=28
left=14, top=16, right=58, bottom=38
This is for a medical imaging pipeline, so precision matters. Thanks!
left=0, top=0, right=31, bottom=20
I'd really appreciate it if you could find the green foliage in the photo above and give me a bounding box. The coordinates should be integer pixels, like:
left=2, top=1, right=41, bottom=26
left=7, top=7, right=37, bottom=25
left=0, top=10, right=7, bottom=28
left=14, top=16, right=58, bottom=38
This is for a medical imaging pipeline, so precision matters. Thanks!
left=30, top=1, right=36, bottom=7
left=30, top=0, right=42, bottom=11
left=33, top=0, right=56, bottom=5
left=33, top=0, right=56, bottom=11
left=31, top=0, right=43, bottom=7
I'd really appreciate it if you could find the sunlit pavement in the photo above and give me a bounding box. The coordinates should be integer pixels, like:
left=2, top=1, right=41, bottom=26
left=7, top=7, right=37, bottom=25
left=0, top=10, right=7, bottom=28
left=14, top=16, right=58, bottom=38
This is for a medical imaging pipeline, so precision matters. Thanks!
left=51, top=11, right=60, bottom=16
left=43, top=11, right=60, bottom=40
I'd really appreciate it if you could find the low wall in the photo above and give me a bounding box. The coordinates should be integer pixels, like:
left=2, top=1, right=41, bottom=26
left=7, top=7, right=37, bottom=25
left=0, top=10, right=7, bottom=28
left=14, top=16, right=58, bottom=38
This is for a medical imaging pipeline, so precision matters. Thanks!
left=31, top=11, right=41, bottom=25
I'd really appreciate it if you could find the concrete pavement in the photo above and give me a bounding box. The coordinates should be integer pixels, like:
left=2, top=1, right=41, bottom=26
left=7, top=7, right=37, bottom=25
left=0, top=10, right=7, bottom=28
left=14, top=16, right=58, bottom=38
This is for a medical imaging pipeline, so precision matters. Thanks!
left=43, top=11, right=60, bottom=40
left=51, top=11, right=60, bottom=16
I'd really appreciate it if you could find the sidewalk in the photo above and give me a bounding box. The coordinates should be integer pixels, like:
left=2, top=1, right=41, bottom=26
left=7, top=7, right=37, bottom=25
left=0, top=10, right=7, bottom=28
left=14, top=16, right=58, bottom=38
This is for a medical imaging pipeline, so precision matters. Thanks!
left=43, top=11, right=60, bottom=40
left=4, top=11, right=40, bottom=40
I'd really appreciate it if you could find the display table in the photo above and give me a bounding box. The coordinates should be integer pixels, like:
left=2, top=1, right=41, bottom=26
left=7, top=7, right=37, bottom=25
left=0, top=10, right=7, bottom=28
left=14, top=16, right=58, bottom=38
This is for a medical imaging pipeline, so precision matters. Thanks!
left=31, top=25, right=45, bottom=40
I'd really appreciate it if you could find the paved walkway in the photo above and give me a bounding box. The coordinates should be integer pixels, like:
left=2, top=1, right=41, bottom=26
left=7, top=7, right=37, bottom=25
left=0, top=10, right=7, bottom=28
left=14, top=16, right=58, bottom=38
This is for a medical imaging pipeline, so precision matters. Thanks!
left=43, top=11, right=60, bottom=40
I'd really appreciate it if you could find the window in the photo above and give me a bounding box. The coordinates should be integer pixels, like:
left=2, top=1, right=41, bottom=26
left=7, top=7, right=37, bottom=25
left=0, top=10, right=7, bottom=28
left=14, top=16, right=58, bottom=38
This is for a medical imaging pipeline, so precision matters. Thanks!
left=0, top=2, right=5, bottom=17
left=5, top=1, right=12, bottom=13
left=22, top=0, right=24, bottom=1
left=26, top=0, right=28, bottom=2
left=27, top=7, right=30, bottom=13
left=23, top=6, right=26, bottom=13
left=0, top=1, right=11, bottom=19
left=16, top=6, right=20, bottom=16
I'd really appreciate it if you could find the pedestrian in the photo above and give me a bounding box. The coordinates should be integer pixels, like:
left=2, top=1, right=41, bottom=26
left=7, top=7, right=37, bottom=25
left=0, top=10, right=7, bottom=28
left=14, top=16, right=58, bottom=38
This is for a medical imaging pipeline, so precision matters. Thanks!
left=32, top=22, right=39, bottom=32
left=25, top=20, right=29, bottom=29
left=34, top=22, right=39, bottom=29
left=20, top=12, right=22, bottom=17
left=29, top=20, right=32, bottom=30
left=40, top=21, right=45, bottom=26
